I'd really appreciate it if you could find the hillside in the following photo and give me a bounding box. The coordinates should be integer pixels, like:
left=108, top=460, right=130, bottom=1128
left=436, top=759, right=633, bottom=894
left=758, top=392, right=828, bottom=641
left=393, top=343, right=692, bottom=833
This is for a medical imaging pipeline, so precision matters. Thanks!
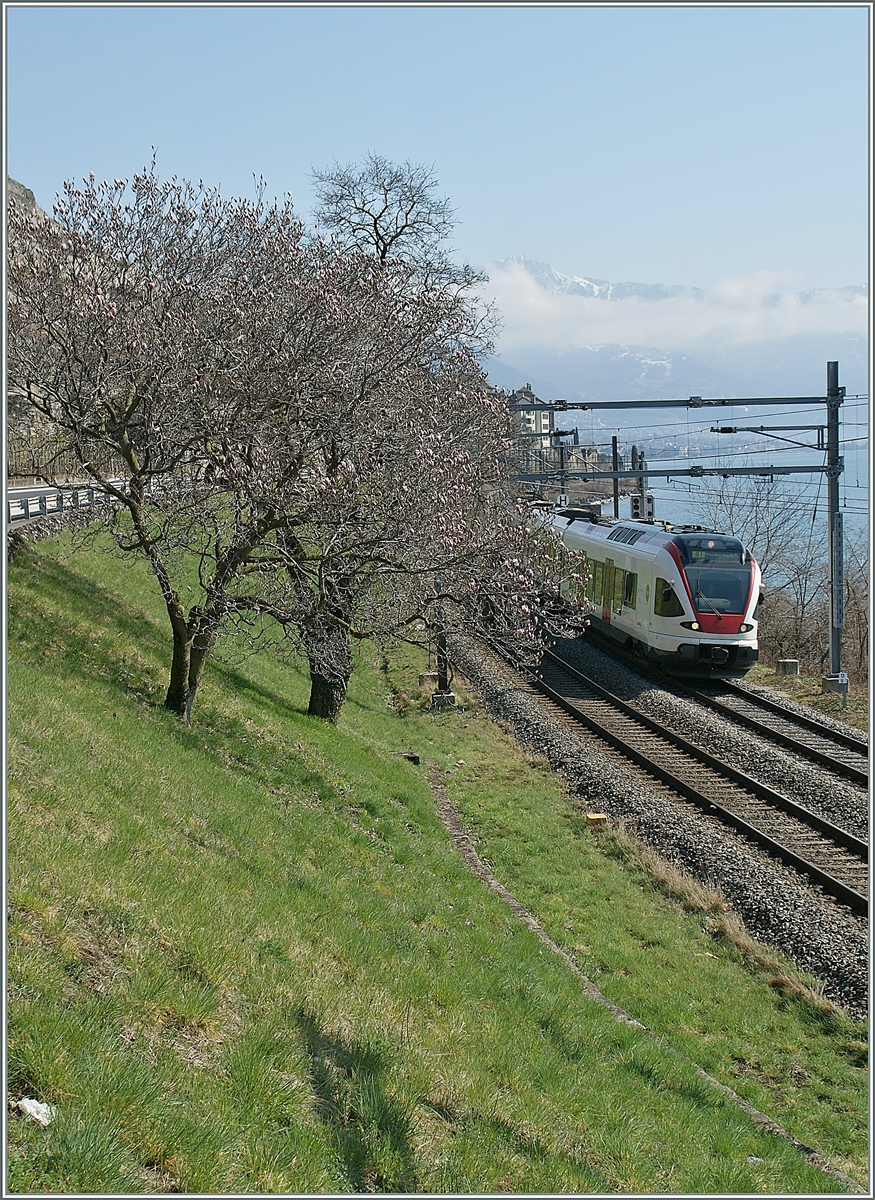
left=6, top=533, right=867, bottom=1194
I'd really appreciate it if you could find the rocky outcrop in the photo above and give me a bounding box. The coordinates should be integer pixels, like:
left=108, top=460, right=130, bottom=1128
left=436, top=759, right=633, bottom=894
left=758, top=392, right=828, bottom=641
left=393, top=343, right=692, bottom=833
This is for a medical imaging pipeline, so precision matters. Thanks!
left=7, top=176, right=48, bottom=220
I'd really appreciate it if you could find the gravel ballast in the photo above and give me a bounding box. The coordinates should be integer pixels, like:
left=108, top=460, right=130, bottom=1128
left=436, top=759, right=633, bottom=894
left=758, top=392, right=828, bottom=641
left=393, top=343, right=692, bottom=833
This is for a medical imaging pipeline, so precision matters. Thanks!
left=553, top=635, right=869, bottom=841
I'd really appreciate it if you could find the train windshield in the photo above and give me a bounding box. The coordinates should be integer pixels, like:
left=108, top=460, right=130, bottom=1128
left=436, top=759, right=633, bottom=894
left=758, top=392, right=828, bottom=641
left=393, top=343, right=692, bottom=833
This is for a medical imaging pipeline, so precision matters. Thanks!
left=684, top=565, right=751, bottom=614
left=674, top=535, right=751, bottom=615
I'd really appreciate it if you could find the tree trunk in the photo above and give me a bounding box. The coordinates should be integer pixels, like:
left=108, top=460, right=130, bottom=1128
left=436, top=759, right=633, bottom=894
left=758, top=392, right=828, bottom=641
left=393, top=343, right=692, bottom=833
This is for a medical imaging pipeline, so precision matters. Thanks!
left=306, top=622, right=353, bottom=725
left=183, top=624, right=218, bottom=726
left=164, top=626, right=192, bottom=715
left=163, top=603, right=217, bottom=724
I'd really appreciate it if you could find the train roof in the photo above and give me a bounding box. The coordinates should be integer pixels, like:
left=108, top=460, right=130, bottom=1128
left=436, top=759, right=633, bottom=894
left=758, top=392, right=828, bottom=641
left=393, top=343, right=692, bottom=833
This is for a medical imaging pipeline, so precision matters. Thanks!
left=549, top=509, right=749, bottom=557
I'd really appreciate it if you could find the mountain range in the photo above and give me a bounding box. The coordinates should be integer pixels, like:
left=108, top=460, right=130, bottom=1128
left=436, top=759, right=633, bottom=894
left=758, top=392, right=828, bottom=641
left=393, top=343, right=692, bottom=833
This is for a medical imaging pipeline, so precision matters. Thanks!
left=484, top=256, right=868, bottom=418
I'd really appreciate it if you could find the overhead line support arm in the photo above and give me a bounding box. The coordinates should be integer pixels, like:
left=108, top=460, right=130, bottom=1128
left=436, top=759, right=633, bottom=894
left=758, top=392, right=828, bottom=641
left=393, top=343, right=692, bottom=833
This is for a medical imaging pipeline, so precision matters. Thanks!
left=549, top=395, right=830, bottom=412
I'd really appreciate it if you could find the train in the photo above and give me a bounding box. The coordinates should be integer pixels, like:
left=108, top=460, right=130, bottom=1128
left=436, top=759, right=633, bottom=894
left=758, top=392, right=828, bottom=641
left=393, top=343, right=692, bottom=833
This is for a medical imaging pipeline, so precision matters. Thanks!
left=549, top=506, right=762, bottom=676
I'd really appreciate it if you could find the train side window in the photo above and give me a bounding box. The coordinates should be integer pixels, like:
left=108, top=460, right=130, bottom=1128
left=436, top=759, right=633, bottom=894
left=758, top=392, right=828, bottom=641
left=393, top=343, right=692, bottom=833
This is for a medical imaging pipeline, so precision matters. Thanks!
left=613, top=567, right=624, bottom=613
left=624, top=571, right=637, bottom=609
left=654, top=576, right=684, bottom=617
left=589, top=560, right=604, bottom=603
left=573, top=555, right=588, bottom=606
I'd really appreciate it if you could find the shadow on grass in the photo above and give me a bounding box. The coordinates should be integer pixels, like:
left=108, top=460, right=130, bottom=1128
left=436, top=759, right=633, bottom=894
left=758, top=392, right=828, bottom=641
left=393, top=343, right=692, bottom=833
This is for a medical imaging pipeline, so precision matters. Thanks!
left=444, top=1106, right=550, bottom=1161
left=294, top=1007, right=418, bottom=1193
left=10, top=550, right=305, bottom=723
left=205, top=658, right=308, bottom=718
left=8, top=550, right=169, bottom=659
left=11, top=543, right=388, bottom=730
left=420, top=1096, right=604, bottom=1187
left=535, top=1012, right=591, bottom=1064
left=624, top=1053, right=717, bottom=1111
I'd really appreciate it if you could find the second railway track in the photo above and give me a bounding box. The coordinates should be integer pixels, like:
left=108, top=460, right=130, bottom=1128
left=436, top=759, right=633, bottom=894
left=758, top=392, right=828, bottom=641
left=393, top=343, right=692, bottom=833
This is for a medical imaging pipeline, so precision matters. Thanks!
left=518, top=647, right=868, bottom=915
left=678, top=676, right=869, bottom=787
left=576, top=630, right=868, bottom=788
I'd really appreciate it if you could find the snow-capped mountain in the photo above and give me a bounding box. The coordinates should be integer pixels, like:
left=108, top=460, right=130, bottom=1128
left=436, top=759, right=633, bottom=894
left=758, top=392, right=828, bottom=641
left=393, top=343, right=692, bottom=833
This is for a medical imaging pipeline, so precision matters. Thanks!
left=495, top=255, right=704, bottom=303
left=485, top=256, right=868, bottom=409
left=496, top=255, right=866, bottom=309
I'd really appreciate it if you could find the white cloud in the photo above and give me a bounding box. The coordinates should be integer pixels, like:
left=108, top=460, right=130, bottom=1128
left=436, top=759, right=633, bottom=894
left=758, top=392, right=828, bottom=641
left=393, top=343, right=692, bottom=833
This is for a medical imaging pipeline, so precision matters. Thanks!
left=483, top=260, right=868, bottom=356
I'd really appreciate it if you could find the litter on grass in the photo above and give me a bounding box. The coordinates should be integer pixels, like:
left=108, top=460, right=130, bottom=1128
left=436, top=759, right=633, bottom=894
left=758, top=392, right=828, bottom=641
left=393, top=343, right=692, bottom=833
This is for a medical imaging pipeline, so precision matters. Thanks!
left=17, top=1098, right=56, bottom=1126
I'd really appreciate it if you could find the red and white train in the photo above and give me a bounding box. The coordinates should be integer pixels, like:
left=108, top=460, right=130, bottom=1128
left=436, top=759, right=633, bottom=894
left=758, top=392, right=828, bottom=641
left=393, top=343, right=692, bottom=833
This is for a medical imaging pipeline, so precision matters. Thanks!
left=551, top=508, right=762, bottom=676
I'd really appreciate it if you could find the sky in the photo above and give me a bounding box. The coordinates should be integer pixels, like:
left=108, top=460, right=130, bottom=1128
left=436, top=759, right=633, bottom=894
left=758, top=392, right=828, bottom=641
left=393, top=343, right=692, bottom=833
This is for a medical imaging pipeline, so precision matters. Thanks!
left=4, top=3, right=871, bottom=364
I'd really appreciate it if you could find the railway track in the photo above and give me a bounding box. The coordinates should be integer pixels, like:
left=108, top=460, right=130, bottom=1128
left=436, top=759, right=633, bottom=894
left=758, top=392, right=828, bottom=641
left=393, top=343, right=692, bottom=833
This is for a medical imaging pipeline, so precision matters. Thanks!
left=679, top=677, right=869, bottom=788
left=515, top=647, right=868, bottom=915
left=575, top=632, right=868, bottom=789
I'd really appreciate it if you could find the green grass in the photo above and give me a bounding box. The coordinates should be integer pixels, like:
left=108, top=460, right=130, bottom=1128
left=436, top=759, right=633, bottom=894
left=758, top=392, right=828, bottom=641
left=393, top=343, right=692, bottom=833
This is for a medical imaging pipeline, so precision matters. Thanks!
left=385, top=651, right=869, bottom=1183
left=6, top=534, right=868, bottom=1193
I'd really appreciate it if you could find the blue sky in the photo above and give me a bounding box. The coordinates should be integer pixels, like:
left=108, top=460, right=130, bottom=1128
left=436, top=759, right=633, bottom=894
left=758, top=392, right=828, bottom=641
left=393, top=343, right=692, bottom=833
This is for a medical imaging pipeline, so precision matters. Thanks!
left=6, top=5, right=869, bottom=284
left=4, top=3, right=871, bottom=374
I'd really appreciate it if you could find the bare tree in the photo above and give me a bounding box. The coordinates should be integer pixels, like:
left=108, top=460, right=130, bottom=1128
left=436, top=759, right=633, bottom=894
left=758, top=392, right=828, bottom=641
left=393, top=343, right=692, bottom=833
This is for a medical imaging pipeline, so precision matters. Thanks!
left=692, top=476, right=813, bottom=581
left=249, top=357, right=580, bottom=722
left=286, top=155, right=576, bottom=719
left=7, top=166, right=377, bottom=720
left=310, top=150, right=490, bottom=308
left=842, top=528, right=869, bottom=685
left=215, top=233, right=580, bottom=721
left=312, top=152, right=456, bottom=266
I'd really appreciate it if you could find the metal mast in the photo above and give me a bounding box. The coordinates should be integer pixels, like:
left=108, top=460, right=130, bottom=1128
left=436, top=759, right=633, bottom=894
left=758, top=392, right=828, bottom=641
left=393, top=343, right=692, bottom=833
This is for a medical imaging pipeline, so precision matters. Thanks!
left=825, top=361, right=845, bottom=685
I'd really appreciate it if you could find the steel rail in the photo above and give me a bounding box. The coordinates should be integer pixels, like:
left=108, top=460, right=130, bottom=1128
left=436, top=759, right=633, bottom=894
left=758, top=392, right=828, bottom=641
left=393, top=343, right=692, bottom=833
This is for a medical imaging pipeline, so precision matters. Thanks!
left=540, top=648, right=867, bottom=855
left=675, top=679, right=868, bottom=788
left=716, top=677, right=868, bottom=752
left=565, top=632, right=868, bottom=788
left=512, top=648, right=867, bottom=915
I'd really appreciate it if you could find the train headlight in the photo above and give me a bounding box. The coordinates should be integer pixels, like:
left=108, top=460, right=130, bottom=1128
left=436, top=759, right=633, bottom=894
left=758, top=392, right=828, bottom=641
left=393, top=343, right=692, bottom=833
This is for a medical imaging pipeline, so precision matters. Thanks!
left=740, top=623, right=754, bottom=632
left=679, top=621, right=700, bottom=631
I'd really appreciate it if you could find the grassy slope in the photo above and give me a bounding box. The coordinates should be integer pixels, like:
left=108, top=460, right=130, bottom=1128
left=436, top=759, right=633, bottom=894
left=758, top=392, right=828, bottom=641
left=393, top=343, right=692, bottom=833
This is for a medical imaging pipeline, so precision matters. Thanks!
left=5, top=536, right=867, bottom=1194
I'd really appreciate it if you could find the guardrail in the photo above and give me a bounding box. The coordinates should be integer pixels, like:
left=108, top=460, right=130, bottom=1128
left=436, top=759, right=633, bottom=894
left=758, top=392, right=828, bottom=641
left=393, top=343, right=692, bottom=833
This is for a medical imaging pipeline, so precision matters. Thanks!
left=6, top=485, right=113, bottom=524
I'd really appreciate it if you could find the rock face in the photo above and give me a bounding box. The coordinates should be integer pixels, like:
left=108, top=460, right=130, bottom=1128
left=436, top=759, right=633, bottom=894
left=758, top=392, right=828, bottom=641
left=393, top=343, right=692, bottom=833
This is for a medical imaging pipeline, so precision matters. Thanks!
left=7, top=177, right=47, bottom=219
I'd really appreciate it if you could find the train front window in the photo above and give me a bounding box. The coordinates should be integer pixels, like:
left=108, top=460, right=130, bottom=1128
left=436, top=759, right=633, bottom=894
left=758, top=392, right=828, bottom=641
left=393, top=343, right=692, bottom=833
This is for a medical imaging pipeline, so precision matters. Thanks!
left=685, top=565, right=751, bottom=615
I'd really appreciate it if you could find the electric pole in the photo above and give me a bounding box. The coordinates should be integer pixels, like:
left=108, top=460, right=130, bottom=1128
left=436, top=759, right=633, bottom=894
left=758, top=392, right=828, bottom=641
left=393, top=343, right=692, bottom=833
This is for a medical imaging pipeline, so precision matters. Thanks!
left=825, top=360, right=845, bottom=689
left=611, top=435, right=619, bottom=518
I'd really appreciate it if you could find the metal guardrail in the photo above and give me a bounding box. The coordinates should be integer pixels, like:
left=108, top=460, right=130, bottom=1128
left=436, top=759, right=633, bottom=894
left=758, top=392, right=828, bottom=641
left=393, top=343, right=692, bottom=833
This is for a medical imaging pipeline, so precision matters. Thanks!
left=6, top=485, right=111, bottom=524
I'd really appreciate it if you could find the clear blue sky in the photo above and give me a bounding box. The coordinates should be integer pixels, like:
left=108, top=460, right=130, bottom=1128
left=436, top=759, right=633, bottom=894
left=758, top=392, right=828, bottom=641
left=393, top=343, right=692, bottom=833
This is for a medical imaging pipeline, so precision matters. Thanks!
left=5, top=3, right=870, bottom=289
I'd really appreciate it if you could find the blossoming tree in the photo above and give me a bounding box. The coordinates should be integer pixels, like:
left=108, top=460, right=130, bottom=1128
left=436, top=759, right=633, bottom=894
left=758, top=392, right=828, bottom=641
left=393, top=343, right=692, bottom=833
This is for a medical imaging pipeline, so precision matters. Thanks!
left=8, top=162, right=585, bottom=725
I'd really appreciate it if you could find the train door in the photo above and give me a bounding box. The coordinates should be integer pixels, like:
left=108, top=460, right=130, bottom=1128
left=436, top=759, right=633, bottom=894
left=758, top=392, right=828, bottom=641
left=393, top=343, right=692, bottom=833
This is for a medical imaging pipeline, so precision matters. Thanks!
left=602, top=559, right=615, bottom=624
left=643, top=565, right=656, bottom=636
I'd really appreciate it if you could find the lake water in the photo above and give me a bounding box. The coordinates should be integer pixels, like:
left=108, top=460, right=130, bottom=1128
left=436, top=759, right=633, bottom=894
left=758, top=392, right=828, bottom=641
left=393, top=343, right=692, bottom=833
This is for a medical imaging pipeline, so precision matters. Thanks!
left=574, top=393, right=869, bottom=545
left=584, top=449, right=868, bottom=557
